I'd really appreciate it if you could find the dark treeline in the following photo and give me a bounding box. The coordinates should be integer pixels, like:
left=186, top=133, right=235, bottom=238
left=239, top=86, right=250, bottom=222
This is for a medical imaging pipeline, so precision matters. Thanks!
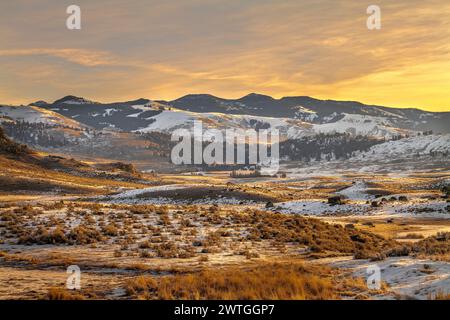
left=280, top=132, right=385, bottom=162
left=138, top=132, right=173, bottom=157
left=1, top=121, right=70, bottom=147
left=165, top=132, right=389, bottom=166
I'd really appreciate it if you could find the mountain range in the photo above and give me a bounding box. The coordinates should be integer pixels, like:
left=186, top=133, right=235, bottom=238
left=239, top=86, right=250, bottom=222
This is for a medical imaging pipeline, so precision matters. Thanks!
left=1, top=93, right=449, bottom=168
left=19, top=93, right=450, bottom=137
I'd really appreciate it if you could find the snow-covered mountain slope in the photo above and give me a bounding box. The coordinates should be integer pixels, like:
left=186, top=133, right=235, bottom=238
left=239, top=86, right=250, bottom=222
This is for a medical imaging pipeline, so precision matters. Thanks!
left=2, top=95, right=448, bottom=166
left=163, top=94, right=450, bottom=134
left=0, top=104, right=96, bottom=150
left=32, top=96, right=162, bottom=131
left=351, top=134, right=450, bottom=160
left=0, top=105, right=85, bottom=129
left=135, top=108, right=311, bottom=138
left=135, top=108, right=410, bottom=138
left=312, top=113, right=410, bottom=137
left=24, top=94, right=449, bottom=137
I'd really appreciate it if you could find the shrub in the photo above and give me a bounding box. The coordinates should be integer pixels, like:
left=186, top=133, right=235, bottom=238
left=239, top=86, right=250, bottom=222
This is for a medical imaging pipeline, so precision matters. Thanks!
left=152, top=242, right=179, bottom=258
left=130, top=205, right=156, bottom=215
left=139, top=240, right=152, bottom=249
left=140, top=250, right=153, bottom=258
left=397, top=233, right=424, bottom=240
left=413, top=232, right=450, bottom=255
left=19, top=226, right=68, bottom=245
left=68, top=225, right=103, bottom=244
left=239, top=211, right=399, bottom=258
left=125, top=276, right=157, bottom=296
left=102, top=224, right=119, bottom=236
left=158, top=214, right=171, bottom=226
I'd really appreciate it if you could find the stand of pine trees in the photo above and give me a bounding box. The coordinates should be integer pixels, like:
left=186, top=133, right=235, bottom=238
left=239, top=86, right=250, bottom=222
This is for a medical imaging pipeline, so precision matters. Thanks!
left=1, top=121, right=70, bottom=147
left=279, top=132, right=385, bottom=162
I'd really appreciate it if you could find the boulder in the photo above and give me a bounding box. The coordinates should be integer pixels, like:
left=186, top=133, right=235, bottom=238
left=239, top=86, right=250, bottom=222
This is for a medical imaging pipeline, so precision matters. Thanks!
left=265, top=201, right=274, bottom=208
left=328, top=195, right=344, bottom=205
left=371, top=201, right=380, bottom=207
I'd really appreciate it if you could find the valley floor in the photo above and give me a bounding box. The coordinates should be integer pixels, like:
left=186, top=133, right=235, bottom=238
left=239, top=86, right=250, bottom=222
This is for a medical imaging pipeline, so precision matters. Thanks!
left=0, top=159, right=449, bottom=300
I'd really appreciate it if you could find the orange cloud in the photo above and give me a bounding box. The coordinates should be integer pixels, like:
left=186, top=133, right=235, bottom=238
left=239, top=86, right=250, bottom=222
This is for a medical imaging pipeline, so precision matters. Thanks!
left=0, top=48, right=117, bottom=67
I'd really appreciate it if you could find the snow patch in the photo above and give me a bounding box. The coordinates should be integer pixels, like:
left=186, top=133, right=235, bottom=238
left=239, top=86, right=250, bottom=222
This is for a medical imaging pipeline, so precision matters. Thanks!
left=332, top=256, right=450, bottom=300
left=106, top=184, right=193, bottom=200
left=274, top=200, right=370, bottom=215
left=337, top=182, right=370, bottom=201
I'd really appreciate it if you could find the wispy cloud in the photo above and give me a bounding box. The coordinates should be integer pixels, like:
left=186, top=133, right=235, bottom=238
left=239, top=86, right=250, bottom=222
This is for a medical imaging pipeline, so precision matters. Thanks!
left=0, top=48, right=117, bottom=67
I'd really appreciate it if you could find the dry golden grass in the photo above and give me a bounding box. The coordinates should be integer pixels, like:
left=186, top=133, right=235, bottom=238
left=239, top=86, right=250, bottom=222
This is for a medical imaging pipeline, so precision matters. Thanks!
left=45, top=288, right=85, bottom=300
left=413, top=232, right=450, bottom=255
left=397, top=233, right=424, bottom=240
left=0, top=149, right=149, bottom=195
left=125, top=263, right=361, bottom=300
left=125, top=275, right=157, bottom=297
left=429, top=291, right=450, bottom=300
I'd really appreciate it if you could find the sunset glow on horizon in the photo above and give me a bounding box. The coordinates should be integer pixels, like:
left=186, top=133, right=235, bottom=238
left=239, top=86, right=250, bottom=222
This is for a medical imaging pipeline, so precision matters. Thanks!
left=0, top=0, right=449, bottom=111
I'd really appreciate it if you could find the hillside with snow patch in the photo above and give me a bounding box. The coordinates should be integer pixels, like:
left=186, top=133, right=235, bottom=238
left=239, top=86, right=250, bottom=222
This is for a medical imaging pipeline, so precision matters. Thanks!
left=0, top=105, right=85, bottom=129
left=313, top=113, right=410, bottom=137
left=351, top=134, right=450, bottom=160
left=135, top=108, right=311, bottom=138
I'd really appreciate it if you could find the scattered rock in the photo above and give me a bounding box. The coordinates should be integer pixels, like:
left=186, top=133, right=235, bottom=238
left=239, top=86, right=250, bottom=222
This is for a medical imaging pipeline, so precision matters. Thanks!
left=265, top=201, right=274, bottom=208
left=328, top=195, right=344, bottom=205
left=350, top=234, right=366, bottom=243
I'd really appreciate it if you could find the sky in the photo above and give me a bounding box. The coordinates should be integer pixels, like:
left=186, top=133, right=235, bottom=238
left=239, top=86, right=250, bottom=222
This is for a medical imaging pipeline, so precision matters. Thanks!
left=0, top=0, right=449, bottom=111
